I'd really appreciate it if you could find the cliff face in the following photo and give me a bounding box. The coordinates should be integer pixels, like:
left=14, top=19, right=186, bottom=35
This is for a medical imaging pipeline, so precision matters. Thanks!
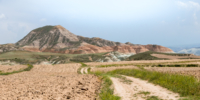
left=15, top=25, right=174, bottom=54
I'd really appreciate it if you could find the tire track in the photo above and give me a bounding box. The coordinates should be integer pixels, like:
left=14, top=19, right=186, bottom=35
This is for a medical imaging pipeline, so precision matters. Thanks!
left=80, top=67, right=89, bottom=74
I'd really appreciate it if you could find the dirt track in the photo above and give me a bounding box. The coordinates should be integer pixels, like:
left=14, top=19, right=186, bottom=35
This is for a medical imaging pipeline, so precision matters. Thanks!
left=0, top=64, right=101, bottom=100
left=80, top=67, right=89, bottom=74
left=90, top=65, right=182, bottom=100
left=111, top=75, right=180, bottom=100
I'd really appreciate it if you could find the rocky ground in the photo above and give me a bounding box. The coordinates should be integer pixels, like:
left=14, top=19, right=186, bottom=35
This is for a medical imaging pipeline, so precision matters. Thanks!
left=0, top=64, right=101, bottom=100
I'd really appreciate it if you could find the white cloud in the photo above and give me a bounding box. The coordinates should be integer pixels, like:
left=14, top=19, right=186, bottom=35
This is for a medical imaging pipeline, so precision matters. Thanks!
left=189, top=1, right=200, bottom=10
left=177, top=1, right=200, bottom=25
left=40, top=18, right=47, bottom=22
left=0, top=13, right=6, bottom=19
left=177, top=1, right=188, bottom=7
left=177, top=1, right=200, bottom=10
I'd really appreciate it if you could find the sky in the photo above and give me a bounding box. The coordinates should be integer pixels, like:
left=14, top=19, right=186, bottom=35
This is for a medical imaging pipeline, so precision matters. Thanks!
left=0, top=0, right=200, bottom=47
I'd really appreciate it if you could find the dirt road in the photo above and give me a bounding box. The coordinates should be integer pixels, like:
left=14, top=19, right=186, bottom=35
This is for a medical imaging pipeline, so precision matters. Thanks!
left=89, top=65, right=180, bottom=100
left=111, top=75, right=180, bottom=100
left=80, top=67, right=89, bottom=74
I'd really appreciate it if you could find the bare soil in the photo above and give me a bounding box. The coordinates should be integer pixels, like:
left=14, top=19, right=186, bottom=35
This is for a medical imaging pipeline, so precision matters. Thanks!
left=0, top=64, right=101, bottom=100
left=111, top=75, right=180, bottom=100
left=0, top=65, right=27, bottom=72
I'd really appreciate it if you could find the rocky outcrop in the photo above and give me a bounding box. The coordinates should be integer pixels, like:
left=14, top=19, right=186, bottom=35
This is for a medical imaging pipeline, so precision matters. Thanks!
left=15, top=25, right=174, bottom=54
left=77, top=36, right=124, bottom=47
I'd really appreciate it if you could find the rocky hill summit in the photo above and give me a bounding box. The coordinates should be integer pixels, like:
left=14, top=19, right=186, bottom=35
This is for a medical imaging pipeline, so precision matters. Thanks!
left=16, top=25, right=80, bottom=51
left=14, top=25, right=173, bottom=54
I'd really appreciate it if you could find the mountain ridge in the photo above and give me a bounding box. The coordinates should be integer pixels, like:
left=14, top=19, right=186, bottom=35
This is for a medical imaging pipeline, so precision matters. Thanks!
left=14, top=25, right=173, bottom=54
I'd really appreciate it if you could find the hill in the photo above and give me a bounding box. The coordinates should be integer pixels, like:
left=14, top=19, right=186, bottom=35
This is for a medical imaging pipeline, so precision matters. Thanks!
left=14, top=25, right=173, bottom=54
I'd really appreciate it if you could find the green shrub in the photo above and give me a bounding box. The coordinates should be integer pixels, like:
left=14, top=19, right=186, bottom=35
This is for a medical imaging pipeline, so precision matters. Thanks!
left=80, top=62, right=87, bottom=67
